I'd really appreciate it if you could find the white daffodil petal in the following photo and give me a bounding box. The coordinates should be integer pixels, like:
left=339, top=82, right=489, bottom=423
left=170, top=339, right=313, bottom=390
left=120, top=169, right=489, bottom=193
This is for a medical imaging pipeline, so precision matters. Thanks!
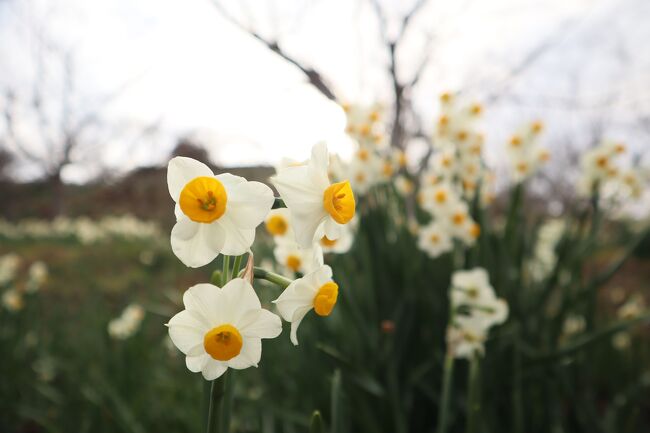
left=224, top=181, right=274, bottom=229
left=167, top=311, right=205, bottom=354
left=289, top=306, right=313, bottom=346
left=323, top=218, right=342, bottom=240
left=237, top=309, right=282, bottom=339
left=202, top=359, right=228, bottom=380
left=186, top=354, right=209, bottom=373
left=227, top=337, right=261, bottom=369
left=167, top=157, right=214, bottom=202
left=219, top=279, right=261, bottom=323
left=171, top=218, right=226, bottom=268
left=217, top=215, right=256, bottom=256
left=273, top=280, right=316, bottom=322
left=183, top=284, right=223, bottom=326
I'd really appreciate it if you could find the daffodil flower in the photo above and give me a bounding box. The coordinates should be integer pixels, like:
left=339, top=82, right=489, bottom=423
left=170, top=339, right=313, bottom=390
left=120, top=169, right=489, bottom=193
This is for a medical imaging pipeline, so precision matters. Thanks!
left=417, top=222, right=453, bottom=258
left=167, top=157, right=274, bottom=268
left=271, top=143, right=356, bottom=248
left=273, top=265, right=339, bottom=345
left=167, top=278, right=282, bottom=380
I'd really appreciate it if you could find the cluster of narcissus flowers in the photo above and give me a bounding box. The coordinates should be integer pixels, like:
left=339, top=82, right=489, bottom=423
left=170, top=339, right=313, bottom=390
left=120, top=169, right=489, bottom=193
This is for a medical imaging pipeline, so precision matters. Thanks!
left=526, top=219, right=565, bottom=281
left=337, top=103, right=407, bottom=196
left=166, top=142, right=356, bottom=379
left=0, top=254, right=49, bottom=312
left=578, top=141, right=648, bottom=203
left=426, top=92, right=495, bottom=203
left=505, top=121, right=550, bottom=182
left=446, top=268, right=508, bottom=359
left=0, top=215, right=161, bottom=244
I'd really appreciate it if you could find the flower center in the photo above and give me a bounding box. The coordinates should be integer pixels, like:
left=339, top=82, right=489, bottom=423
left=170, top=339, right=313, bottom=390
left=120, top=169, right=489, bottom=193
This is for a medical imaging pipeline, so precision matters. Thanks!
left=266, top=215, right=288, bottom=236
left=323, top=181, right=356, bottom=224
left=452, top=212, right=466, bottom=226
left=179, top=177, right=227, bottom=223
left=469, top=223, right=481, bottom=239
left=313, top=281, right=339, bottom=316
left=203, top=324, right=242, bottom=361
left=430, top=234, right=440, bottom=244
left=320, top=236, right=338, bottom=247
left=286, top=255, right=301, bottom=272
left=382, top=162, right=394, bottom=177
left=357, top=149, right=370, bottom=161
left=435, top=190, right=448, bottom=203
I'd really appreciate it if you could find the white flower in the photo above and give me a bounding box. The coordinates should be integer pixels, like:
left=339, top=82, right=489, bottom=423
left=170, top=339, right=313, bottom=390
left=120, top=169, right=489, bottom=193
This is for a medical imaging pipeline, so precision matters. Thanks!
left=2, top=289, right=23, bottom=312
left=167, top=278, right=282, bottom=380
left=167, top=157, right=274, bottom=268
left=315, top=220, right=355, bottom=254
left=0, top=253, right=20, bottom=286
left=417, top=222, right=453, bottom=258
left=451, top=268, right=508, bottom=329
left=446, top=315, right=487, bottom=359
left=264, top=208, right=292, bottom=239
left=273, top=237, right=324, bottom=275
left=419, top=182, right=461, bottom=216
left=271, top=143, right=356, bottom=248
left=108, top=304, right=145, bottom=340
left=394, top=175, right=414, bottom=197
left=273, top=265, right=339, bottom=345
left=26, top=261, right=48, bottom=293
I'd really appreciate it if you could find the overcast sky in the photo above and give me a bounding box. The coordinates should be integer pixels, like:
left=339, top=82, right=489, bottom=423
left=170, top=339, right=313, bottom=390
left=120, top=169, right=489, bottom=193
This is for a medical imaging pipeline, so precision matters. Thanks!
left=1, top=0, right=649, bottom=183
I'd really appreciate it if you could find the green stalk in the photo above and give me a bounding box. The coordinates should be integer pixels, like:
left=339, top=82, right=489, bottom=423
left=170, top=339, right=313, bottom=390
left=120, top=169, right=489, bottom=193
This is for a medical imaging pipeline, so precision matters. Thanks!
left=222, top=256, right=231, bottom=285
left=466, top=354, right=481, bottom=433
left=206, top=374, right=226, bottom=433
left=231, top=255, right=244, bottom=279
left=436, top=353, right=455, bottom=433
left=253, top=267, right=293, bottom=289
left=219, top=370, right=235, bottom=433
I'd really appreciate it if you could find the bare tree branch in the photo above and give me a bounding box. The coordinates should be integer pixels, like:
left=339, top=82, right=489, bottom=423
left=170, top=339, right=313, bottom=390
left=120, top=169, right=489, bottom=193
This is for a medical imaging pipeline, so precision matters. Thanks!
left=211, top=0, right=337, bottom=101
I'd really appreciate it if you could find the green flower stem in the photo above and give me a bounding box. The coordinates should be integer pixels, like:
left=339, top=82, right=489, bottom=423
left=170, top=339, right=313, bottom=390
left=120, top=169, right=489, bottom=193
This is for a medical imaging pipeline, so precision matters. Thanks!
left=272, top=197, right=286, bottom=209
left=253, top=267, right=293, bottom=289
left=231, top=255, right=244, bottom=279
left=436, top=353, right=455, bottom=433
left=219, top=370, right=235, bottom=433
left=222, top=256, right=231, bottom=285
left=206, top=374, right=226, bottom=433
left=466, top=354, right=481, bottom=433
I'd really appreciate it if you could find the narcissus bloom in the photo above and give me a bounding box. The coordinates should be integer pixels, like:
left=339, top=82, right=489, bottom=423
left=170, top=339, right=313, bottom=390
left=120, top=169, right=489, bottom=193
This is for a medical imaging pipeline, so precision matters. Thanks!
left=316, top=220, right=355, bottom=254
left=273, top=265, right=339, bottom=345
left=417, top=222, right=453, bottom=258
left=167, top=157, right=274, bottom=268
left=265, top=208, right=292, bottom=239
left=271, top=143, right=356, bottom=248
left=167, top=279, right=282, bottom=380
left=273, top=237, right=323, bottom=275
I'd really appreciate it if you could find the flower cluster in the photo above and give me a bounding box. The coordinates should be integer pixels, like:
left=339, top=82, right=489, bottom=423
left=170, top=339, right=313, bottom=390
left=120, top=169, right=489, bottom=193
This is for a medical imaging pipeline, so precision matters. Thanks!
left=166, top=142, right=356, bottom=379
left=0, top=215, right=161, bottom=244
left=446, top=268, right=508, bottom=359
left=505, top=121, right=550, bottom=183
left=577, top=141, right=648, bottom=199
left=425, top=92, right=494, bottom=203
left=334, top=103, right=406, bottom=196
left=0, top=254, right=49, bottom=312
left=526, top=219, right=565, bottom=281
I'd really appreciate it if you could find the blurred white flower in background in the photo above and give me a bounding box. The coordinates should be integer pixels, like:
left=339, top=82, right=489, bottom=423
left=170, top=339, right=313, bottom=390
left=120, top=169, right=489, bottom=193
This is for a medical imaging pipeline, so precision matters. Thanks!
left=108, top=304, right=146, bottom=340
left=446, top=268, right=508, bottom=359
